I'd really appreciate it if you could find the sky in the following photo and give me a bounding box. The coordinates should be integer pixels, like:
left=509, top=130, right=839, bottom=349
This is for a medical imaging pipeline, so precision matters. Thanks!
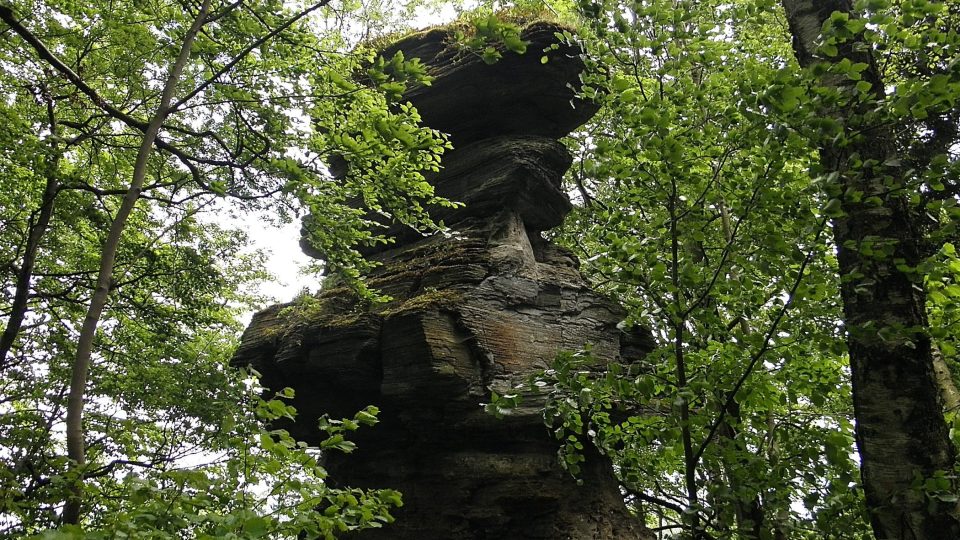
left=246, top=218, right=315, bottom=304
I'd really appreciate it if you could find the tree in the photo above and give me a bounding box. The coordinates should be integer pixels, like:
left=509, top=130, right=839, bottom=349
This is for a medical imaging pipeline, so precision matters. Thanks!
left=530, top=1, right=869, bottom=537
left=0, top=0, right=447, bottom=534
left=778, top=0, right=960, bottom=536
left=498, top=0, right=958, bottom=538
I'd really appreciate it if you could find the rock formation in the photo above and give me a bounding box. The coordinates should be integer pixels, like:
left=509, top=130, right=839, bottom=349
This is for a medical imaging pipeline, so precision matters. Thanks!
left=233, top=21, right=654, bottom=539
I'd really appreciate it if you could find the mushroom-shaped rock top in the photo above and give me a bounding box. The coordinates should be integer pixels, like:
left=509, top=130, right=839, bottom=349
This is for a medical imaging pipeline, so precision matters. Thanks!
left=382, top=21, right=598, bottom=145
left=298, top=22, right=599, bottom=261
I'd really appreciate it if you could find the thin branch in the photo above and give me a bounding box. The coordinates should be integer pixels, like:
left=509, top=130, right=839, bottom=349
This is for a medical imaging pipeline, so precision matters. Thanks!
left=170, top=0, right=332, bottom=112
left=83, top=457, right=173, bottom=479
left=693, top=216, right=830, bottom=464
left=682, top=163, right=772, bottom=319
left=205, top=0, right=245, bottom=24
left=627, top=489, right=686, bottom=515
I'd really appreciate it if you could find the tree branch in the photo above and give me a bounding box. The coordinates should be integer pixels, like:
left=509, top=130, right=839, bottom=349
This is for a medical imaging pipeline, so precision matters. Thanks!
left=170, top=0, right=332, bottom=112
left=693, top=216, right=830, bottom=464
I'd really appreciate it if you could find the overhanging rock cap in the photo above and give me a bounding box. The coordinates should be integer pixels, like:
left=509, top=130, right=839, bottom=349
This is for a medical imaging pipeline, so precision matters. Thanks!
left=381, top=20, right=599, bottom=145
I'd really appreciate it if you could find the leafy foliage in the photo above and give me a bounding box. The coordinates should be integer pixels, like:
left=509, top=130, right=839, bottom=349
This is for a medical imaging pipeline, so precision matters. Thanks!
left=538, top=2, right=871, bottom=535
left=0, top=0, right=445, bottom=535
left=491, top=0, right=958, bottom=537
left=2, top=0, right=958, bottom=537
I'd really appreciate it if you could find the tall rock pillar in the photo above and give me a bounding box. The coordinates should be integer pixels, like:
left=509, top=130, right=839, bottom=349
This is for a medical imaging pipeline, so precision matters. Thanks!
left=234, top=22, right=653, bottom=539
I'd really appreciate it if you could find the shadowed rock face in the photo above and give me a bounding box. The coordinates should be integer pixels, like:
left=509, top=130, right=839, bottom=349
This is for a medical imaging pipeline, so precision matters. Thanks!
left=379, top=22, right=600, bottom=146
left=233, top=21, right=652, bottom=540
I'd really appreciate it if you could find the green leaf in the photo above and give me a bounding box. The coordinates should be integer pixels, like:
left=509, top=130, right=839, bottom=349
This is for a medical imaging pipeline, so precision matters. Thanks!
left=481, top=46, right=501, bottom=65
left=820, top=42, right=839, bottom=57
left=243, top=516, right=269, bottom=537
left=824, top=198, right=845, bottom=217
left=502, top=35, right=528, bottom=54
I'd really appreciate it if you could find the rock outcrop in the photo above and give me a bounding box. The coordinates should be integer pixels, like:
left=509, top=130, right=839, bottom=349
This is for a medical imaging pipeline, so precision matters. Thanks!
left=233, top=21, right=653, bottom=539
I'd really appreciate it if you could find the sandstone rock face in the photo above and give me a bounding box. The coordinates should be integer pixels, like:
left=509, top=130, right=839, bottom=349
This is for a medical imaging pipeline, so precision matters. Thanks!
left=378, top=22, right=600, bottom=146
left=233, top=21, right=652, bottom=540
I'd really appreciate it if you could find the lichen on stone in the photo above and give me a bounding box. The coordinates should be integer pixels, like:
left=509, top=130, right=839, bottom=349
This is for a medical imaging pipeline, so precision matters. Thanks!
left=377, top=287, right=465, bottom=318
left=275, top=288, right=365, bottom=330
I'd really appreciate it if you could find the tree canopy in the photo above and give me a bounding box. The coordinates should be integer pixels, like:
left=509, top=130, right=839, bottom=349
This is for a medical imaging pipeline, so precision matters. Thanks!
left=1, top=0, right=958, bottom=539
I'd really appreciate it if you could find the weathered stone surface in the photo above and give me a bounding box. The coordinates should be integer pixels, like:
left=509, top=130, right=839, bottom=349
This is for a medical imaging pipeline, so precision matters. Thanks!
left=233, top=20, right=652, bottom=539
left=320, top=136, right=576, bottom=259
left=235, top=219, right=653, bottom=538
left=380, top=21, right=599, bottom=145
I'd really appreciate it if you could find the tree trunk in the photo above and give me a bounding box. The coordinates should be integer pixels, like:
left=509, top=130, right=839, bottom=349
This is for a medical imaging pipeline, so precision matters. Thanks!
left=669, top=181, right=704, bottom=538
left=0, top=95, right=60, bottom=367
left=780, top=1, right=960, bottom=537
left=60, top=0, right=211, bottom=523
left=932, top=345, right=960, bottom=415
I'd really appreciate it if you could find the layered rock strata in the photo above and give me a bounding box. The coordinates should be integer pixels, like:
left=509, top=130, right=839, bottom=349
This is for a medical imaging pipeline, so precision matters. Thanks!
left=233, top=22, right=653, bottom=539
